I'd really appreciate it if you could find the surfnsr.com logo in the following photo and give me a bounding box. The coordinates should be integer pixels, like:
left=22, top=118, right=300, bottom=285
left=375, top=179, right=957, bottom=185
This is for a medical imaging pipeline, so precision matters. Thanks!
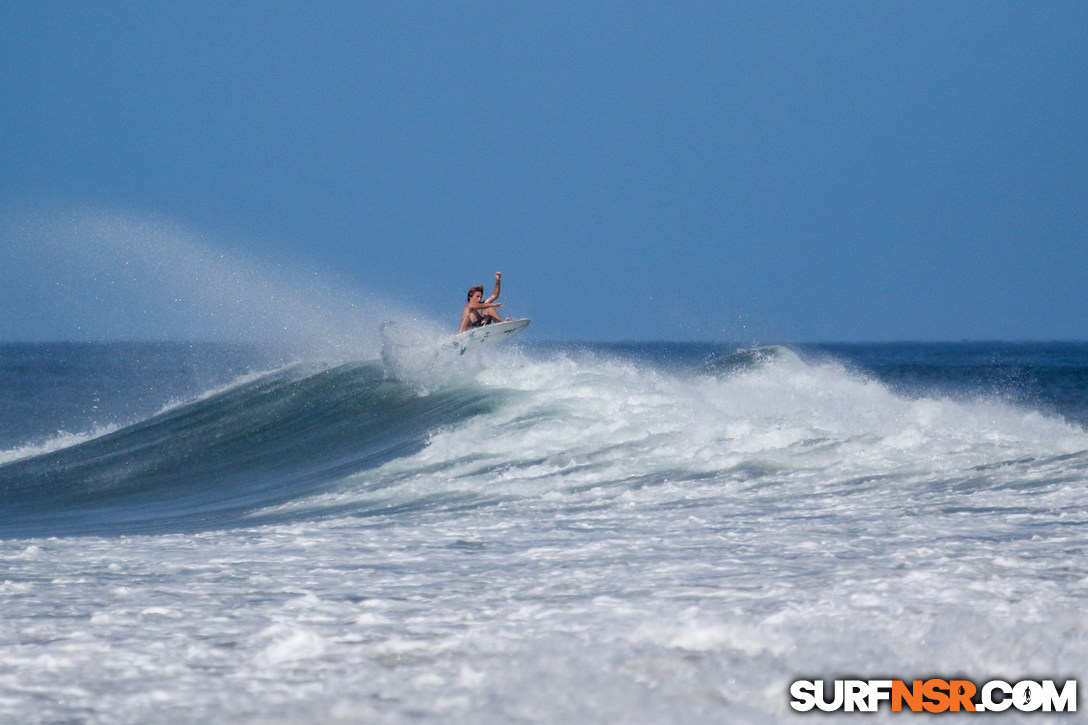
left=790, top=679, right=1077, bottom=713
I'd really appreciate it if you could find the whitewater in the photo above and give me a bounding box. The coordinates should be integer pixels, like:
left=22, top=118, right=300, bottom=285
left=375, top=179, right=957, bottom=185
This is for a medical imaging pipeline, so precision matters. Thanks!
left=1, top=338, right=1087, bottom=723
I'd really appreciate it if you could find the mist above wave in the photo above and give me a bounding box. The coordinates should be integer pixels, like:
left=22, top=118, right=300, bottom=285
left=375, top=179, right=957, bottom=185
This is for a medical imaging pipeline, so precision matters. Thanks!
left=1, top=203, right=413, bottom=358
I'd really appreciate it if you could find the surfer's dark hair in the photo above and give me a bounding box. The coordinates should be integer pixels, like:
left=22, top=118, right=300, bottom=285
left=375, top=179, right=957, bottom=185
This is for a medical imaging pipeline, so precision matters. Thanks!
left=467, top=285, right=484, bottom=301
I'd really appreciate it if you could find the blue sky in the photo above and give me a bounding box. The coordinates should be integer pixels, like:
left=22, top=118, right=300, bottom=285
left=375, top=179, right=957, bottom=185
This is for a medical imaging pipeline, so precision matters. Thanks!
left=2, top=1, right=1086, bottom=343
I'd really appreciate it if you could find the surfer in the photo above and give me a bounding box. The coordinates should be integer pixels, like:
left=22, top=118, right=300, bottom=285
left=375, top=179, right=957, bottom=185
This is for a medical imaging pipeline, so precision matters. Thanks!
left=459, top=271, right=508, bottom=332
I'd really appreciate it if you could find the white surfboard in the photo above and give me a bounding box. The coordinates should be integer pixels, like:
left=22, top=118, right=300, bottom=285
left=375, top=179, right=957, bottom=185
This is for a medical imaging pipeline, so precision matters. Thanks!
left=446, top=318, right=531, bottom=356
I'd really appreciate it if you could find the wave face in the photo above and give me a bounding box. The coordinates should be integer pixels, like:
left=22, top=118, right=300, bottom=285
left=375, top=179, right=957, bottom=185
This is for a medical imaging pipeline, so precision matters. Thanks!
left=0, top=351, right=506, bottom=537
left=1, top=340, right=1087, bottom=723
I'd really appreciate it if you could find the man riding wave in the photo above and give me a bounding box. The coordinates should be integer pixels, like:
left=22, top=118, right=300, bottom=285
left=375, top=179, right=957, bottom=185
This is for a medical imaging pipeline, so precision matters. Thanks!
left=459, top=271, right=509, bottom=333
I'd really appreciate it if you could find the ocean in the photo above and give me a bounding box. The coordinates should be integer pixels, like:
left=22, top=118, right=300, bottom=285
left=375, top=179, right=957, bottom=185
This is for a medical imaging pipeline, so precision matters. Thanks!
left=1, top=338, right=1086, bottom=723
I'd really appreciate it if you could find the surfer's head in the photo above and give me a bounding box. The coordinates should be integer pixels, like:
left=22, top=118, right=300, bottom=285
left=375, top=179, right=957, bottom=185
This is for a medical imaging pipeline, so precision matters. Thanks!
left=467, top=285, right=484, bottom=301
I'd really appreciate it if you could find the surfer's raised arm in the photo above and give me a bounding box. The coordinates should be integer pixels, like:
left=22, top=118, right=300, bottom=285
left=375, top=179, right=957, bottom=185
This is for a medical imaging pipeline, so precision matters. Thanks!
left=486, top=271, right=502, bottom=303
